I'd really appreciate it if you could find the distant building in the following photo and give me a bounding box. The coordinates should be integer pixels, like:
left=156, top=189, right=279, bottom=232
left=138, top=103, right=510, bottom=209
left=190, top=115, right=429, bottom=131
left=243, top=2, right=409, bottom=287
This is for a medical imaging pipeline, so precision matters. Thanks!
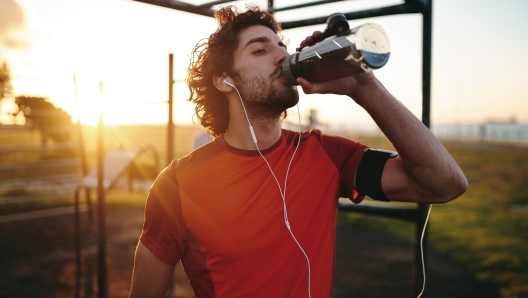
left=432, top=117, right=528, bottom=143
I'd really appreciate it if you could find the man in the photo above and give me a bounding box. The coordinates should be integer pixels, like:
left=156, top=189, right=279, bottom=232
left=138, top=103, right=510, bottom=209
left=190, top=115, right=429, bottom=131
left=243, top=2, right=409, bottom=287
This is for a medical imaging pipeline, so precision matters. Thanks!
left=129, top=5, right=467, bottom=298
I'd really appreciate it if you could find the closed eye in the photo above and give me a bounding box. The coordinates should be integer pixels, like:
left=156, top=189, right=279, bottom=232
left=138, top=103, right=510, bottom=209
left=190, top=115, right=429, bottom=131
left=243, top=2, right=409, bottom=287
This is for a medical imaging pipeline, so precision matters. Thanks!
left=253, top=49, right=267, bottom=55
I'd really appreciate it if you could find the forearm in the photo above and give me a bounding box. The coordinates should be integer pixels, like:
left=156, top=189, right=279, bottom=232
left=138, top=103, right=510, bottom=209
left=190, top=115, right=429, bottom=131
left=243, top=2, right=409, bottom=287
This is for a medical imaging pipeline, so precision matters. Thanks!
left=352, top=78, right=467, bottom=202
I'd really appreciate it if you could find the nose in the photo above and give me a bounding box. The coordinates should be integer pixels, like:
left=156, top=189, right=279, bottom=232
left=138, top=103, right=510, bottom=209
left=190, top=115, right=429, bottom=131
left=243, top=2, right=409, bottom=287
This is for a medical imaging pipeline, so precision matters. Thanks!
left=275, top=46, right=289, bottom=66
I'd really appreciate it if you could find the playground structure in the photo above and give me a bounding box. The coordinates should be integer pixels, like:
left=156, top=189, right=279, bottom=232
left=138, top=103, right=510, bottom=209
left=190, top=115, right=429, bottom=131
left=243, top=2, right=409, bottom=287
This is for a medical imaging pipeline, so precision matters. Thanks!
left=73, top=143, right=159, bottom=298
left=130, top=1, right=434, bottom=297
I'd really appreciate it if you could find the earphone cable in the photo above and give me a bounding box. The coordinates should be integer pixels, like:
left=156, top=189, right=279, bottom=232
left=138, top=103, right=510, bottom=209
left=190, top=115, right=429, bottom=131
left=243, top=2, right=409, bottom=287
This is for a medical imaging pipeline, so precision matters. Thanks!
left=230, top=81, right=311, bottom=298
left=416, top=204, right=432, bottom=298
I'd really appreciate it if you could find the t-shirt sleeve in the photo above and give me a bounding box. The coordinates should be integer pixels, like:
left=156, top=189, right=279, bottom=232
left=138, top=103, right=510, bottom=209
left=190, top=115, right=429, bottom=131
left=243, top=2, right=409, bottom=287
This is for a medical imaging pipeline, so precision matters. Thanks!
left=140, top=161, right=187, bottom=265
left=318, top=131, right=369, bottom=204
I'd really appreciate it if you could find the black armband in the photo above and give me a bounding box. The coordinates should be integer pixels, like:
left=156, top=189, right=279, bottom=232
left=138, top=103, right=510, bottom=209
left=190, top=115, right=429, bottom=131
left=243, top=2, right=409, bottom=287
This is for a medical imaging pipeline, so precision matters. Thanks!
left=356, top=148, right=398, bottom=202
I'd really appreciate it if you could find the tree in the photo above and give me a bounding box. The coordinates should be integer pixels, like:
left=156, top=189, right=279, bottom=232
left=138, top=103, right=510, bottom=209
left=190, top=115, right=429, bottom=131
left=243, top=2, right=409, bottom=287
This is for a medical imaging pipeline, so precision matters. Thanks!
left=14, top=96, right=75, bottom=158
left=0, top=62, right=13, bottom=100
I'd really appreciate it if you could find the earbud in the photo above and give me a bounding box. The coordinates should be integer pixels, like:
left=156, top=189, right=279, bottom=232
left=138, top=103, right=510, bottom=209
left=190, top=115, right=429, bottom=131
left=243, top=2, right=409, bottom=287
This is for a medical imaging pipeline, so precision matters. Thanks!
left=223, top=79, right=235, bottom=87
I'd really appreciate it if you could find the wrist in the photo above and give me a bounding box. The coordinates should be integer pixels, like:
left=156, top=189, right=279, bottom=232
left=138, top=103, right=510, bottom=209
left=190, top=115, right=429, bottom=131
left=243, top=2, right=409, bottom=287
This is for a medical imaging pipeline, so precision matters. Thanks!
left=348, top=74, right=385, bottom=107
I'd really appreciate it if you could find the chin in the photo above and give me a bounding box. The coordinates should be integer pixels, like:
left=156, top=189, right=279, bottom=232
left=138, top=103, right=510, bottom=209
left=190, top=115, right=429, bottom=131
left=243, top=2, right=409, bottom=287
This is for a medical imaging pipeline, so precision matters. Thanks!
left=276, top=79, right=297, bottom=91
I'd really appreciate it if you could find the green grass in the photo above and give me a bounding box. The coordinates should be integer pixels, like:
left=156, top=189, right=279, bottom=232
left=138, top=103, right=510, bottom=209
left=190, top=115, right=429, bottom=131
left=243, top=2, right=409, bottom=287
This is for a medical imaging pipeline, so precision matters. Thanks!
left=339, top=136, right=528, bottom=297
left=105, top=189, right=148, bottom=207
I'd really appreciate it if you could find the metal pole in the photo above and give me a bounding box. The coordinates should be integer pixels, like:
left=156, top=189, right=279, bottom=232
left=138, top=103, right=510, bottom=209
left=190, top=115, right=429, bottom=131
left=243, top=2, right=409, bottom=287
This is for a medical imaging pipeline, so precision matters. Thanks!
left=97, top=81, right=108, bottom=298
left=168, top=53, right=174, bottom=164
left=74, top=188, right=82, bottom=298
left=167, top=53, right=177, bottom=298
left=413, top=0, right=432, bottom=297
left=421, top=0, right=432, bottom=129
left=73, top=73, right=88, bottom=176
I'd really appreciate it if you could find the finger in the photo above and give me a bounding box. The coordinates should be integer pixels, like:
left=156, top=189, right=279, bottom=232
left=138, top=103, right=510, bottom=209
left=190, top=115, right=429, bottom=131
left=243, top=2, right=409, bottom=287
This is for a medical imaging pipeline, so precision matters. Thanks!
left=300, top=36, right=314, bottom=47
left=300, top=31, right=323, bottom=47
left=311, top=31, right=323, bottom=40
left=296, top=77, right=312, bottom=93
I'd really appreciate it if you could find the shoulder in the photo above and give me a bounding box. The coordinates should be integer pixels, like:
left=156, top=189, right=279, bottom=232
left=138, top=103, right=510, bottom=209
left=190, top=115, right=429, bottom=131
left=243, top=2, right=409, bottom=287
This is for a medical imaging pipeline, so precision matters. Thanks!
left=149, top=139, right=224, bottom=193
left=171, top=138, right=225, bottom=173
left=283, top=129, right=368, bottom=171
left=282, top=128, right=366, bottom=150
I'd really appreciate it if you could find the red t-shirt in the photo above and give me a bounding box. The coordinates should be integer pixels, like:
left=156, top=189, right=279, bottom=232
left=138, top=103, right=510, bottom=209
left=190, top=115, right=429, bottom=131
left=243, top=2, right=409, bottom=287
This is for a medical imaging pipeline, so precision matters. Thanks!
left=140, top=129, right=367, bottom=297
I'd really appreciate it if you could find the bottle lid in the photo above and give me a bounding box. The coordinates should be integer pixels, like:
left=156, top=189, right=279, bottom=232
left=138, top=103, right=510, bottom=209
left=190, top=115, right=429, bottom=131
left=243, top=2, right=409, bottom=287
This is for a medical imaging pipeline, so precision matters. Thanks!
left=354, top=23, right=391, bottom=69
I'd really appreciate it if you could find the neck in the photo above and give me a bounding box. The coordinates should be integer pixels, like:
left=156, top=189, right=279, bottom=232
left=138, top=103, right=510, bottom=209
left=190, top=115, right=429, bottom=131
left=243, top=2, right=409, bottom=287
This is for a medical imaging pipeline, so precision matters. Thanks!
left=224, top=104, right=283, bottom=150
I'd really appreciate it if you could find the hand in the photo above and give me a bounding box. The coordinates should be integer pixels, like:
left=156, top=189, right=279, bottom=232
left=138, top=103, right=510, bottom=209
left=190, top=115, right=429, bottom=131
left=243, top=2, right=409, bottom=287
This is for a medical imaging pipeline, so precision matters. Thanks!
left=298, top=30, right=323, bottom=48
left=296, top=31, right=379, bottom=102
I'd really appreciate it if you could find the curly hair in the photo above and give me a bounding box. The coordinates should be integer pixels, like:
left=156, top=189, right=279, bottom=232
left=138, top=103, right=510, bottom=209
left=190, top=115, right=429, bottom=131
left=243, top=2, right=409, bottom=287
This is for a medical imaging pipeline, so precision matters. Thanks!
left=186, top=5, right=282, bottom=138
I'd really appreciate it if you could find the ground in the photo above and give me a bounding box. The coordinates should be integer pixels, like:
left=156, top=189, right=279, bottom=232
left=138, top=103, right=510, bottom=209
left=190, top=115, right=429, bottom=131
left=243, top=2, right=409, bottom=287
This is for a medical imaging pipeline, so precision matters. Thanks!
left=0, top=204, right=500, bottom=298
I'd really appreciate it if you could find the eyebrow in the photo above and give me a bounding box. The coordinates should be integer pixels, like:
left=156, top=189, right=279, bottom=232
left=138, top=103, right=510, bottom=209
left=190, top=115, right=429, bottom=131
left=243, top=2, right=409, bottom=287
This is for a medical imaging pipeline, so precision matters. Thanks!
left=244, top=36, right=287, bottom=50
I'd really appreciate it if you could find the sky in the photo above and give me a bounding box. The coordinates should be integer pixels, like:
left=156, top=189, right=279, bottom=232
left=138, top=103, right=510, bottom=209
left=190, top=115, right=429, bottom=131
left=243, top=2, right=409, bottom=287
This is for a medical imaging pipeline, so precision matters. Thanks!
left=1, top=0, right=527, bottom=127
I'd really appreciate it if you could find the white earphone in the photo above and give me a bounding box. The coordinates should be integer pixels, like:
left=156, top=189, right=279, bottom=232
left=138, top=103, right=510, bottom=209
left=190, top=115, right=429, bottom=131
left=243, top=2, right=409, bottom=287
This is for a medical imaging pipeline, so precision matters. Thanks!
left=222, top=75, right=427, bottom=298
left=225, top=78, right=311, bottom=297
left=223, top=79, right=234, bottom=87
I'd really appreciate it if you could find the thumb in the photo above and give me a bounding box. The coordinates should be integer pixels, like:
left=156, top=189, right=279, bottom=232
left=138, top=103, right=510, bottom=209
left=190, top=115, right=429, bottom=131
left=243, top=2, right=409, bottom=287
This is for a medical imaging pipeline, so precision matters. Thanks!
left=297, top=77, right=317, bottom=94
left=297, top=77, right=329, bottom=94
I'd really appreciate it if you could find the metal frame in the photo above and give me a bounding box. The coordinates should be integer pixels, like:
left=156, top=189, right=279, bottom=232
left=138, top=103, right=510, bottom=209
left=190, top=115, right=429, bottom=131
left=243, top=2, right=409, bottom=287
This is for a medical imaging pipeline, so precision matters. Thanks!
left=74, top=144, right=160, bottom=298
left=130, top=1, right=433, bottom=296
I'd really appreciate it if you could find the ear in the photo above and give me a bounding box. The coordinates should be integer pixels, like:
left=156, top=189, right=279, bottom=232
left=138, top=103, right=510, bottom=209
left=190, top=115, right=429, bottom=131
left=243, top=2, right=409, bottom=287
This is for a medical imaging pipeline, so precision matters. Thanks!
left=213, top=72, right=233, bottom=92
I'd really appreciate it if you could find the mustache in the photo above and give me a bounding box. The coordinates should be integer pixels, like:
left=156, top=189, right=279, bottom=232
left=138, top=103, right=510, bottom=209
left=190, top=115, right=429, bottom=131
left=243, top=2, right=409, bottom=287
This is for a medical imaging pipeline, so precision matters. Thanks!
left=269, top=66, right=282, bottom=79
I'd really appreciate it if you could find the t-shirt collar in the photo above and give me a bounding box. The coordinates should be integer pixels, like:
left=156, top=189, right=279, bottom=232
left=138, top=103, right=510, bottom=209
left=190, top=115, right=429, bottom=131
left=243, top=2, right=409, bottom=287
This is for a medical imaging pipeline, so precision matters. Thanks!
left=217, top=131, right=285, bottom=156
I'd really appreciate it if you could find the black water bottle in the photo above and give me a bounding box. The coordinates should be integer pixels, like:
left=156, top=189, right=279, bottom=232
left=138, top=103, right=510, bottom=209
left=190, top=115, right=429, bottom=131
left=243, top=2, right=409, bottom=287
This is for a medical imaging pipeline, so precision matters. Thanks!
left=282, top=13, right=391, bottom=85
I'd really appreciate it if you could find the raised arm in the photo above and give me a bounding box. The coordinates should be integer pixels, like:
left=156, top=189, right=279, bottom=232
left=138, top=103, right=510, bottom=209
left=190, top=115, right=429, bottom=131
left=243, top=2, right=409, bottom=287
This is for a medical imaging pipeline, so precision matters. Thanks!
left=129, top=241, right=175, bottom=298
left=297, top=32, right=467, bottom=204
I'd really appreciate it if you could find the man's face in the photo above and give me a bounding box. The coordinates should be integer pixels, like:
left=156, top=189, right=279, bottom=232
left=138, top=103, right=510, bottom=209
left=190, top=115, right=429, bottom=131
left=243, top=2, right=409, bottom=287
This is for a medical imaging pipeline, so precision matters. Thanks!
left=231, top=25, right=298, bottom=119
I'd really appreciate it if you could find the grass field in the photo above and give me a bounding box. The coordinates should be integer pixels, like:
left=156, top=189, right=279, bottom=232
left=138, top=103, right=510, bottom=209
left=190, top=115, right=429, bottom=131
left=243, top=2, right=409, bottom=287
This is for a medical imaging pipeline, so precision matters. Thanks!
left=2, top=124, right=528, bottom=297
left=340, top=135, right=528, bottom=298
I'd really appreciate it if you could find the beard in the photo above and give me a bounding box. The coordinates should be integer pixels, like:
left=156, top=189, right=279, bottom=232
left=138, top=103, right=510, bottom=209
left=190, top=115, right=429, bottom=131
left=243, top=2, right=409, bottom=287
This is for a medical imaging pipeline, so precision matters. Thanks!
left=231, top=67, right=299, bottom=121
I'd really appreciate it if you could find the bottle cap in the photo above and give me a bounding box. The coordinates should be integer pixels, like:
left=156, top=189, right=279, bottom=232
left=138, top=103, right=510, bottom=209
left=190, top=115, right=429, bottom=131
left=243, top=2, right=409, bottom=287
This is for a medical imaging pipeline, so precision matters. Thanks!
left=354, top=23, right=391, bottom=69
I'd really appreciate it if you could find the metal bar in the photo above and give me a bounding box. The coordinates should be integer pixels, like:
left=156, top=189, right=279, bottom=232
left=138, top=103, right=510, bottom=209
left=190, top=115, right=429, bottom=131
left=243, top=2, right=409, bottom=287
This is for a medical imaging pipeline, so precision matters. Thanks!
left=74, top=73, right=88, bottom=176
left=338, top=201, right=418, bottom=222
left=0, top=173, right=82, bottom=185
left=281, top=3, right=420, bottom=29
left=74, top=188, right=82, bottom=298
left=0, top=174, right=81, bottom=190
left=196, top=0, right=228, bottom=8
left=412, top=0, right=432, bottom=295
left=0, top=141, right=79, bottom=152
left=0, top=158, right=81, bottom=170
left=168, top=54, right=174, bottom=164
left=421, top=4, right=432, bottom=129
left=404, top=0, right=426, bottom=11
left=131, top=0, right=214, bottom=17
left=0, top=189, right=75, bottom=204
left=0, top=204, right=88, bottom=223
left=86, top=188, right=94, bottom=222
left=270, top=0, right=348, bottom=12
left=96, top=82, right=108, bottom=298
left=0, top=125, right=77, bottom=134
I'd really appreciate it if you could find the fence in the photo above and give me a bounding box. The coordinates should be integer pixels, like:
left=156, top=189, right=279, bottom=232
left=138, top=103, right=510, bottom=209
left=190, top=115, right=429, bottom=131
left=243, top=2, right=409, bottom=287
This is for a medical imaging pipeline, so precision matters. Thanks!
left=0, top=123, right=180, bottom=207
left=432, top=123, right=528, bottom=143
left=0, top=124, right=84, bottom=206
left=328, top=122, right=528, bottom=144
